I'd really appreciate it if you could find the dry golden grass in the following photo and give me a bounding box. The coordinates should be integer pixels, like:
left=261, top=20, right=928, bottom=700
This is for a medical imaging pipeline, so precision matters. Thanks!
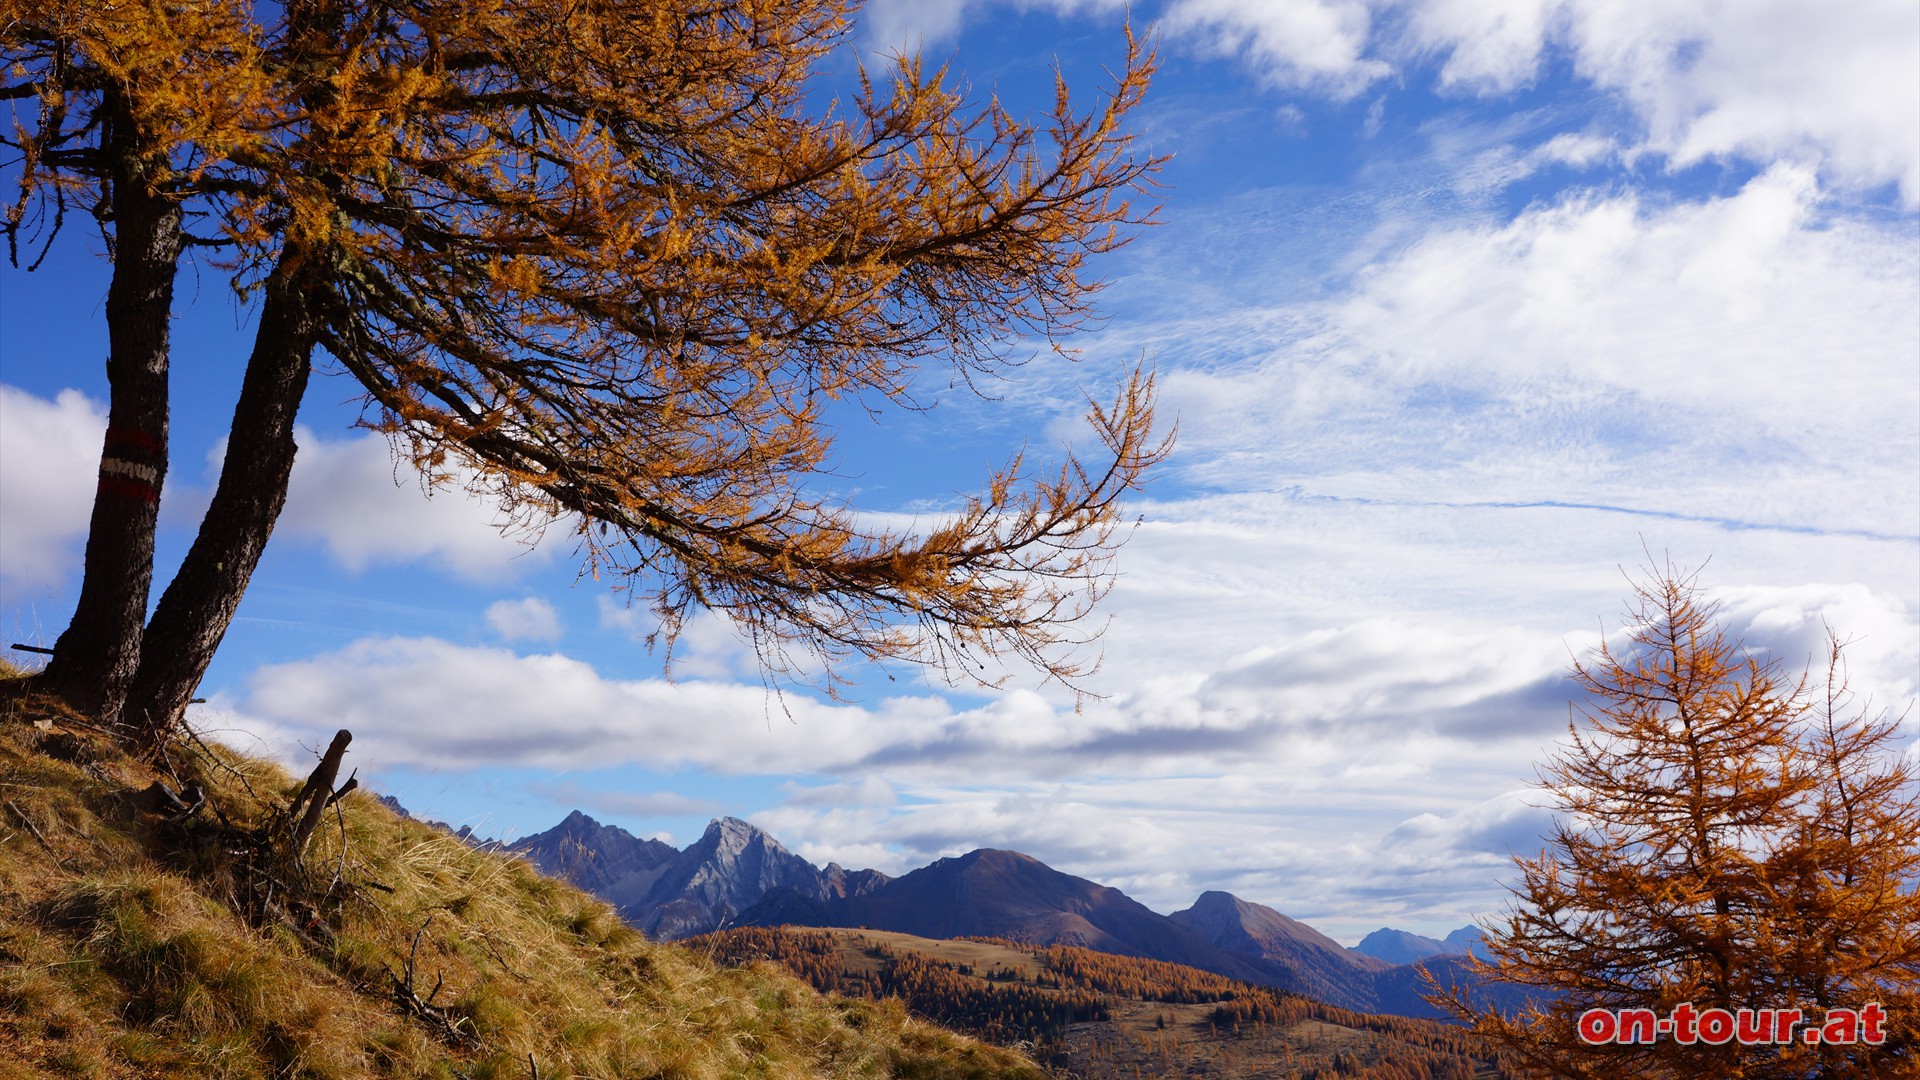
left=812, top=931, right=1049, bottom=983
left=0, top=667, right=1050, bottom=1079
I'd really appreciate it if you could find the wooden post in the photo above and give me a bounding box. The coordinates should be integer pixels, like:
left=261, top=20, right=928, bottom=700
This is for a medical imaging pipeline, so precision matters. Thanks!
left=290, top=729, right=351, bottom=855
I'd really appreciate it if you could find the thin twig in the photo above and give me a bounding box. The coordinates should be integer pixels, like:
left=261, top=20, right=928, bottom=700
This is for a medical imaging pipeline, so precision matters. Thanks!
left=333, top=793, right=351, bottom=891
left=3, top=800, right=60, bottom=865
left=390, top=912, right=479, bottom=1047
left=477, top=926, right=532, bottom=983
left=182, top=722, right=260, bottom=803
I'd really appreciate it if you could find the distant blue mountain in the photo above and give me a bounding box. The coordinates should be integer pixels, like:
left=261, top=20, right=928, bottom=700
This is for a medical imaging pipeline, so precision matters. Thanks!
left=1353, top=927, right=1451, bottom=965
left=1353, top=924, right=1493, bottom=964
left=1444, top=925, right=1493, bottom=960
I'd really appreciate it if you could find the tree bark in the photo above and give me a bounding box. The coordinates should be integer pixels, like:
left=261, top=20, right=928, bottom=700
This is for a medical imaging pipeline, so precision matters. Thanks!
left=122, top=254, right=320, bottom=752
left=35, top=95, right=182, bottom=725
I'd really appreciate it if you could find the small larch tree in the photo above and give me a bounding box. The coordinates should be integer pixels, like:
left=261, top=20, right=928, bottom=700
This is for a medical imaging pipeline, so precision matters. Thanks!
left=2, top=0, right=1168, bottom=756
left=1436, top=565, right=1918, bottom=1079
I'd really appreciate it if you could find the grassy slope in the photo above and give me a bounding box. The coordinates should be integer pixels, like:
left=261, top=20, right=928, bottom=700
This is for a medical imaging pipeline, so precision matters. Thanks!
left=0, top=677, right=1049, bottom=1080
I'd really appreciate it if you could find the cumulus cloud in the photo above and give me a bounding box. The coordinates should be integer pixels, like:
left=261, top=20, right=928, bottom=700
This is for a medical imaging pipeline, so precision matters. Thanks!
left=1536, top=0, right=1918, bottom=202
left=1383, top=789, right=1553, bottom=858
left=857, top=0, right=1124, bottom=52
left=1196, top=619, right=1584, bottom=739
left=597, top=601, right=760, bottom=681
left=859, top=0, right=976, bottom=51
left=758, top=767, right=1550, bottom=936
left=1168, top=0, right=1391, bottom=96
left=278, top=429, right=562, bottom=580
left=0, top=386, right=104, bottom=594
left=485, top=597, right=562, bottom=644
left=0, top=393, right=575, bottom=594
left=1708, top=582, right=1920, bottom=720
left=225, top=636, right=949, bottom=775
left=905, top=1, right=1918, bottom=201
left=1396, top=0, right=1556, bottom=91
left=223, top=630, right=1546, bottom=781
left=230, top=577, right=1913, bottom=784
left=1202, top=0, right=1918, bottom=199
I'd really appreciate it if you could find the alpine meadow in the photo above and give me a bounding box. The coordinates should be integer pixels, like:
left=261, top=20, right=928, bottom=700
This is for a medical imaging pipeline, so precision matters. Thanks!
left=2, top=1, right=1916, bottom=1078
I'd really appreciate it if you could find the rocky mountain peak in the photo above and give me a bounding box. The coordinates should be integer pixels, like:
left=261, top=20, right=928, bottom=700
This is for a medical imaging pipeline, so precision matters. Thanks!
left=508, top=809, right=676, bottom=913
left=636, top=817, right=832, bottom=940
left=695, top=816, right=783, bottom=858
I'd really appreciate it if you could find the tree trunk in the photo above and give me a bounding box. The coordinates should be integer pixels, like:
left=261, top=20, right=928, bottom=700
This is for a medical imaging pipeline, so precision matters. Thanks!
left=35, top=100, right=182, bottom=725
left=122, top=255, right=319, bottom=753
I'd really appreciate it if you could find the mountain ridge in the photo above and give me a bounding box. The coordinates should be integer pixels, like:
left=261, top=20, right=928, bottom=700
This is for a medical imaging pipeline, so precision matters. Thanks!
left=422, top=801, right=1522, bottom=1021
left=737, top=848, right=1275, bottom=983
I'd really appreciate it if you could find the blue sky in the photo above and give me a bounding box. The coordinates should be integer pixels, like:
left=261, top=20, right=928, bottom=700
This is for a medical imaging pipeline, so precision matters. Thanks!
left=3, top=0, right=1916, bottom=943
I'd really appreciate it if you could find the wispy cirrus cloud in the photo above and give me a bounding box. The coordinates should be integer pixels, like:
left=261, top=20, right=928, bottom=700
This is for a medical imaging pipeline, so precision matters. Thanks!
left=1105, top=166, right=1918, bottom=542
left=526, top=781, right=723, bottom=819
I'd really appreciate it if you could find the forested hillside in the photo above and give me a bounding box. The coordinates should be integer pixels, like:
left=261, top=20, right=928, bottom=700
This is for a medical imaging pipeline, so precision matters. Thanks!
left=693, top=926, right=1515, bottom=1080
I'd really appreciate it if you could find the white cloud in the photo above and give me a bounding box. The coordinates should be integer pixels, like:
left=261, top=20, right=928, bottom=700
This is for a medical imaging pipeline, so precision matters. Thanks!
left=1185, top=0, right=1920, bottom=200
left=859, top=0, right=975, bottom=51
left=278, top=429, right=561, bottom=580
left=597, top=599, right=761, bottom=681
left=0, top=386, right=104, bottom=595
left=224, top=636, right=941, bottom=775
left=757, top=766, right=1553, bottom=937
left=1398, top=0, right=1555, bottom=91
left=1195, top=618, right=1583, bottom=738
left=857, top=0, right=1125, bottom=52
left=917, top=0, right=1918, bottom=202
left=1453, top=131, right=1616, bottom=195
left=1383, top=790, right=1553, bottom=858
left=485, top=596, right=562, bottom=643
left=0, top=393, right=569, bottom=595
left=222, top=629, right=1560, bottom=781
left=1545, top=0, right=1920, bottom=202
left=1528, top=131, right=1612, bottom=169
left=1710, top=581, right=1920, bottom=715
left=1169, top=0, right=1391, bottom=96
left=216, top=569, right=1915, bottom=936
left=1147, top=168, right=1918, bottom=541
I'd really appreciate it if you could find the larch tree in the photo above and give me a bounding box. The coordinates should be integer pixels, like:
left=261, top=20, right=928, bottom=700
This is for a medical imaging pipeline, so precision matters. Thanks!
left=2, top=0, right=268, bottom=723
left=2, top=0, right=1167, bottom=757
left=1434, top=566, right=1918, bottom=1079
